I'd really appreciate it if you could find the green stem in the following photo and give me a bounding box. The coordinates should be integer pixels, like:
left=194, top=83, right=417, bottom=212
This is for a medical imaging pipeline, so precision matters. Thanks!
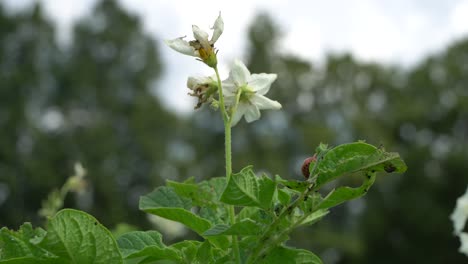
left=214, top=67, right=229, bottom=125
left=214, top=67, right=240, bottom=264
left=246, top=151, right=328, bottom=263
left=246, top=184, right=314, bottom=263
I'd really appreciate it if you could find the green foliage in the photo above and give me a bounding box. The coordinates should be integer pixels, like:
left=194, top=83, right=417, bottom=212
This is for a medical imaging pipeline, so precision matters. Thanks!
left=0, top=209, right=122, bottom=263
left=1, top=142, right=405, bottom=263
left=0, top=223, right=48, bottom=262
left=138, top=142, right=404, bottom=263
left=220, top=166, right=276, bottom=209
left=38, top=209, right=122, bottom=263
left=203, top=219, right=261, bottom=236
left=117, top=231, right=181, bottom=262
left=140, top=187, right=212, bottom=235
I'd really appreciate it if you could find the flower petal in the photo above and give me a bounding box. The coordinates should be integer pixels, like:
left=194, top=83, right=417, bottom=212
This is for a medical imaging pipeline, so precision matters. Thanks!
left=210, top=12, right=224, bottom=44
left=251, top=94, right=282, bottom=110
left=165, top=37, right=198, bottom=57
left=451, top=187, right=468, bottom=234
left=244, top=103, right=261, bottom=123
left=222, top=79, right=237, bottom=93
left=222, top=84, right=238, bottom=107
left=231, top=103, right=247, bottom=127
left=459, top=233, right=468, bottom=256
left=248, top=73, right=277, bottom=95
left=229, top=59, right=250, bottom=86
left=192, top=25, right=211, bottom=50
left=187, top=76, right=211, bottom=90
left=223, top=93, right=237, bottom=107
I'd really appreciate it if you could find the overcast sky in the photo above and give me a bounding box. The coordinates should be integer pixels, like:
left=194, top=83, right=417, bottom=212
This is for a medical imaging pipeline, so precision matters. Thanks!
left=4, top=0, right=468, bottom=114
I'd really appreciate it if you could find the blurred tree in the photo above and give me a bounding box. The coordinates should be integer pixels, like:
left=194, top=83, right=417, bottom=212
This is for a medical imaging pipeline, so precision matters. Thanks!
left=356, top=38, right=468, bottom=264
left=240, top=12, right=468, bottom=264
left=0, top=0, right=178, bottom=228
left=0, top=2, right=62, bottom=226
left=56, top=0, right=174, bottom=227
left=1, top=2, right=468, bottom=263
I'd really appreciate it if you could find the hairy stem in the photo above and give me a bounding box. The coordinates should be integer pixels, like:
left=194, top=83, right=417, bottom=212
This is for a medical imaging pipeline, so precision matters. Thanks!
left=214, top=67, right=240, bottom=264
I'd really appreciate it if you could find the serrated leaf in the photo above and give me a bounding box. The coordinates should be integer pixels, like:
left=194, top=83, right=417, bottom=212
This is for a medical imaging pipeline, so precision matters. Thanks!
left=39, top=209, right=123, bottom=264
left=116, top=231, right=181, bottom=262
left=316, top=142, right=407, bottom=188
left=203, top=219, right=261, bottom=236
left=220, top=166, right=276, bottom=209
left=140, top=186, right=212, bottom=235
left=260, top=246, right=323, bottom=264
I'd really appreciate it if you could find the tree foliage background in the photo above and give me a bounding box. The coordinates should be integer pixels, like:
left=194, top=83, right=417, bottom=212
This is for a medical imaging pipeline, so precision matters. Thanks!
left=1, top=1, right=467, bottom=263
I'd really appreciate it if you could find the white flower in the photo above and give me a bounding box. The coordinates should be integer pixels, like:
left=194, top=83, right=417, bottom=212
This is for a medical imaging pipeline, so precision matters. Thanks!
left=460, top=233, right=468, bottom=257
left=165, top=13, right=223, bottom=67
left=222, top=59, right=281, bottom=126
left=451, top=186, right=468, bottom=257
left=451, top=187, right=468, bottom=234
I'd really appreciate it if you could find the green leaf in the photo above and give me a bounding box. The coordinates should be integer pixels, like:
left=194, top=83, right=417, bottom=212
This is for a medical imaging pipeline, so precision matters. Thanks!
left=299, top=209, right=329, bottom=226
left=203, top=219, right=261, bottom=236
left=274, top=175, right=309, bottom=193
left=169, top=241, right=201, bottom=263
left=39, top=209, right=123, bottom=264
left=220, top=166, right=276, bottom=209
left=0, top=258, right=57, bottom=264
left=260, top=246, right=322, bottom=264
left=195, top=241, right=213, bottom=264
left=0, top=223, right=51, bottom=261
left=277, top=189, right=292, bottom=206
left=167, top=177, right=226, bottom=208
left=236, top=207, right=273, bottom=226
left=140, top=186, right=212, bottom=235
left=197, top=177, right=227, bottom=205
left=316, top=142, right=407, bottom=188
left=199, top=207, right=228, bottom=225
left=166, top=179, right=198, bottom=201
left=318, top=171, right=377, bottom=210
left=116, top=231, right=181, bottom=262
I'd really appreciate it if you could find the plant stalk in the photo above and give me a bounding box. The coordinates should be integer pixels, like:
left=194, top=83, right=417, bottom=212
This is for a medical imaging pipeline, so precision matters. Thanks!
left=214, top=67, right=240, bottom=264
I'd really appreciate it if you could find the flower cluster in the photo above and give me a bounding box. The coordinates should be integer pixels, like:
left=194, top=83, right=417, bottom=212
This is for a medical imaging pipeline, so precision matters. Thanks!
left=451, top=186, right=468, bottom=257
left=165, top=14, right=281, bottom=126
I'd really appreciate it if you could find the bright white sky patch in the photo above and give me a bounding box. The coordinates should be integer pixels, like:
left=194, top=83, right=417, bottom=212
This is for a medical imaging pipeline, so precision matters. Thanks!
left=3, top=0, right=468, bottom=114
left=451, top=0, right=468, bottom=35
